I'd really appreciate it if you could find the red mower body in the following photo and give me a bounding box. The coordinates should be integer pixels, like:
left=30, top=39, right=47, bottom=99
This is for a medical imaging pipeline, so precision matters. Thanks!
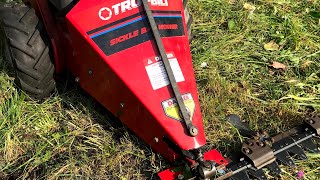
left=24, top=0, right=226, bottom=173
left=6, top=1, right=319, bottom=179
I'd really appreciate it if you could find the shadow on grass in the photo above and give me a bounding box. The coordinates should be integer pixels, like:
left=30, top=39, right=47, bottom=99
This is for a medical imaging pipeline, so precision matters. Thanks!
left=55, top=75, right=164, bottom=179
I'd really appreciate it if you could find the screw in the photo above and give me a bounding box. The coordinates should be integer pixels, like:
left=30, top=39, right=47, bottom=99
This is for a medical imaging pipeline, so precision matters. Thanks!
left=75, top=77, right=80, bottom=82
left=88, top=70, right=93, bottom=75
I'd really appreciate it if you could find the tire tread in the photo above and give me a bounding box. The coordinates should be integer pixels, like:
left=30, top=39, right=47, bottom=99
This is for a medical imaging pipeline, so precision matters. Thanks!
left=1, top=4, right=56, bottom=99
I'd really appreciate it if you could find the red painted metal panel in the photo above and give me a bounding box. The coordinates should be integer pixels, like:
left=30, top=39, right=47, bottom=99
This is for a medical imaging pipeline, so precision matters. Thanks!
left=204, top=149, right=228, bottom=165
left=65, top=0, right=206, bottom=159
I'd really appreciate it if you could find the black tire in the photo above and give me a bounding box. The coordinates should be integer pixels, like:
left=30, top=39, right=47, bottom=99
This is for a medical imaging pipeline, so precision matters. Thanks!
left=0, top=4, right=56, bottom=99
left=183, top=0, right=193, bottom=41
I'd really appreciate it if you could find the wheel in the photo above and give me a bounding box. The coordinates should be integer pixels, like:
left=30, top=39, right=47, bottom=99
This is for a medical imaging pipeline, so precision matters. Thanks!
left=183, top=0, right=193, bottom=41
left=0, top=4, right=56, bottom=99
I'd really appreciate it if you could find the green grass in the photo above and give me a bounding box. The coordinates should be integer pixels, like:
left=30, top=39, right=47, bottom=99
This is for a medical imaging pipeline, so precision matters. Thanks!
left=1, top=0, right=320, bottom=179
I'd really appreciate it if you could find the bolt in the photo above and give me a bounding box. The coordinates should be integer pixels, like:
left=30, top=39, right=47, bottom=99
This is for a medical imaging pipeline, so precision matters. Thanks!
left=257, top=141, right=265, bottom=147
left=202, top=161, right=212, bottom=169
left=177, top=174, right=184, bottom=180
left=75, top=77, right=80, bottom=82
left=217, top=169, right=226, bottom=175
left=88, top=70, right=93, bottom=75
left=243, top=147, right=252, bottom=154
left=189, top=126, right=198, bottom=137
left=153, top=137, right=159, bottom=143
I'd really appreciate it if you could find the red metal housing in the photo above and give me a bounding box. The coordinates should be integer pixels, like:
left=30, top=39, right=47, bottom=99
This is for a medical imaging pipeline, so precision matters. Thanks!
left=25, top=0, right=224, bottom=166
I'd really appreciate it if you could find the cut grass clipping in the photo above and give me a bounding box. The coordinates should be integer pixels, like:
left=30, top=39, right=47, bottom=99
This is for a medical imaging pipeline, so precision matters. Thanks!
left=1, top=0, right=320, bottom=179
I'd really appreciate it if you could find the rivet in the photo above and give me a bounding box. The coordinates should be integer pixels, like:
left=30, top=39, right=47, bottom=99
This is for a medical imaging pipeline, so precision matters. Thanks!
left=154, top=137, right=159, bottom=143
left=120, top=103, right=125, bottom=108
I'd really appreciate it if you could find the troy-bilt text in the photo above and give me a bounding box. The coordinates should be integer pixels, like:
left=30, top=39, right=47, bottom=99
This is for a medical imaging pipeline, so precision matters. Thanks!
left=99, top=0, right=168, bottom=21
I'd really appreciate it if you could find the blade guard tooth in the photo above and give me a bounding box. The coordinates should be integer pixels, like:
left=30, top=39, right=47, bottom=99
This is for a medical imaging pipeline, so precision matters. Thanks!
left=266, top=161, right=282, bottom=175
left=275, top=151, right=295, bottom=167
left=313, top=136, right=320, bottom=144
left=299, top=138, right=320, bottom=153
left=231, top=171, right=250, bottom=180
left=230, top=168, right=267, bottom=180
left=287, top=145, right=308, bottom=160
left=247, top=168, right=268, bottom=180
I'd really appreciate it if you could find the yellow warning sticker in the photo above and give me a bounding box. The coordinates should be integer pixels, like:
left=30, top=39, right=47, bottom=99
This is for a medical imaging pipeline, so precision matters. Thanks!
left=162, top=93, right=195, bottom=121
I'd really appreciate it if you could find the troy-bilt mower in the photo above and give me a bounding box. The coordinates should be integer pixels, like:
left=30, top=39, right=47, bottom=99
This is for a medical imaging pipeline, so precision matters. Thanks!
left=0, top=0, right=319, bottom=179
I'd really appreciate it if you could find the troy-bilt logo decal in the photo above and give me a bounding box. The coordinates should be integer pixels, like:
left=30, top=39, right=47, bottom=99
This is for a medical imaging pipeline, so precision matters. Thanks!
left=162, top=93, right=195, bottom=121
left=99, top=0, right=168, bottom=21
left=99, top=7, right=113, bottom=20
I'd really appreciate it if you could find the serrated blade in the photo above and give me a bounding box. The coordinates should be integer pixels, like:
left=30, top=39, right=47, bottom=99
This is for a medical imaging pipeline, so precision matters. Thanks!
left=299, top=138, right=320, bottom=153
left=230, top=171, right=250, bottom=180
left=247, top=168, right=268, bottom=180
left=266, top=161, right=282, bottom=175
left=224, top=114, right=320, bottom=180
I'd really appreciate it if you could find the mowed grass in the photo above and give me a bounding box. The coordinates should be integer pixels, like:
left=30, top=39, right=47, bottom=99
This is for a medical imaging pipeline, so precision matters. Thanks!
left=0, top=0, right=320, bottom=179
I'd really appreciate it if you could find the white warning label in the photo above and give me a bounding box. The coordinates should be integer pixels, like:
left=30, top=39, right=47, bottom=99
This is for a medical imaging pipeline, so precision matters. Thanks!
left=145, top=53, right=185, bottom=90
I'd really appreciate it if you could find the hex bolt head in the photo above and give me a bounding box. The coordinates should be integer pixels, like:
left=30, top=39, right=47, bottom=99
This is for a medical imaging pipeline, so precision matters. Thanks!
left=243, top=147, right=252, bottom=154
left=258, top=141, right=265, bottom=147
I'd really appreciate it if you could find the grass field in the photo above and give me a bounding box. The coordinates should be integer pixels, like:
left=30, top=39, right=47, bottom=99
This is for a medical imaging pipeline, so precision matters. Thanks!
left=0, top=0, right=320, bottom=179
